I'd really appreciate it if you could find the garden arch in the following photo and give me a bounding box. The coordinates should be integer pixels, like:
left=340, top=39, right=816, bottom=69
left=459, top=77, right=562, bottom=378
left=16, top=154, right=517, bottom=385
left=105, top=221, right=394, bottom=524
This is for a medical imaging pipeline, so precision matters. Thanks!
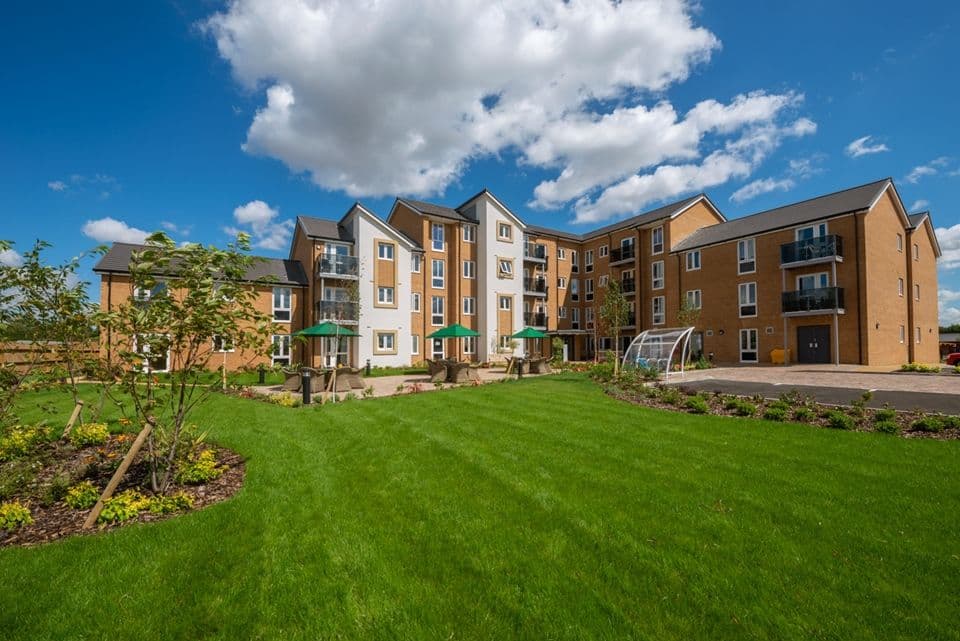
left=621, top=327, right=696, bottom=378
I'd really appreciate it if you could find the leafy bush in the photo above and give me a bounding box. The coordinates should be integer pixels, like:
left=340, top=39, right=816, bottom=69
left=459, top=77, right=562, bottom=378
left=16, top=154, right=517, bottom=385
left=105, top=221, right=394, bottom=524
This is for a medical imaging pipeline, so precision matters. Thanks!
left=911, top=416, right=944, bottom=433
left=97, top=490, right=152, bottom=524
left=175, top=449, right=224, bottom=485
left=0, top=424, right=50, bottom=460
left=723, top=397, right=740, bottom=411
left=873, top=407, right=896, bottom=423
left=762, top=407, right=788, bottom=421
left=691, top=356, right=712, bottom=370
left=147, top=492, right=194, bottom=514
left=68, top=422, right=110, bottom=448
left=684, top=395, right=710, bottom=414
left=0, top=500, right=33, bottom=530
left=900, top=362, right=940, bottom=373
left=732, top=400, right=757, bottom=417
left=793, top=407, right=814, bottom=422
left=65, top=480, right=100, bottom=510
left=766, top=400, right=791, bottom=413
left=271, top=392, right=302, bottom=408
left=825, top=410, right=855, bottom=430
left=874, top=420, right=900, bottom=435
left=587, top=361, right=615, bottom=383
left=362, top=386, right=374, bottom=399
left=41, top=474, right=71, bottom=507
left=941, top=415, right=960, bottom=430
left=658, top=387, right=682, bottom=406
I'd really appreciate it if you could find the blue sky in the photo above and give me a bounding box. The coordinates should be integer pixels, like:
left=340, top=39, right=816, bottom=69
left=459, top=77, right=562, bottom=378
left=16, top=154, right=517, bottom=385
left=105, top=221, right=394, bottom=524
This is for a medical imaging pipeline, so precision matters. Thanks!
left=1, top=1, right=958, bottom=321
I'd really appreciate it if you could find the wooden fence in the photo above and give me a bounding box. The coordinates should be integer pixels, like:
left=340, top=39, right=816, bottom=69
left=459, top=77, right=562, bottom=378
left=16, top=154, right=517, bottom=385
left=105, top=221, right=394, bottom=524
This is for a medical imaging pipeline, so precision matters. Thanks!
left=0, top=341, right=100, bottom=373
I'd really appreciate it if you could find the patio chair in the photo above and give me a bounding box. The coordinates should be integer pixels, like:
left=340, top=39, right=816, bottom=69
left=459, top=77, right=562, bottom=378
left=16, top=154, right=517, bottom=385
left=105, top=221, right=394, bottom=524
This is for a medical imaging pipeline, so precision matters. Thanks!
left=530, top=358, right=552, bottom=374
left=301, top=367, right=327, bottom=393
left=323, top=369, right=354, bottom=392
left=280, top=367, right=301, bottom=391
left=466, top=364, right=481, bottom=382
left=426, top=359, right=448, bottom=383
left=340, top=367, right=365, bottom=390
left=448, top=361, right=472, bottom=383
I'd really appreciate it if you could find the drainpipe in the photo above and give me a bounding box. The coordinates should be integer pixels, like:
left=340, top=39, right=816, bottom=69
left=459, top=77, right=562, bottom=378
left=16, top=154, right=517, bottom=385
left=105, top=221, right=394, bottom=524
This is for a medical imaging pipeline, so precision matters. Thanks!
left=854, top=213, right=864, bottom=364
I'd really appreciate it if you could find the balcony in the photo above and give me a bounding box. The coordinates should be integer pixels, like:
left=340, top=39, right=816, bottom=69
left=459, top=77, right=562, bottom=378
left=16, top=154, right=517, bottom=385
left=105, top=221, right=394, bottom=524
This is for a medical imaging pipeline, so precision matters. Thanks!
left=780, top=235, right=843, bottom=267
left=524, top=312, right=547, bottom=327
left=609, top=245, right=636, bottom=265
left=524, top=243, right=547, bottom=263
left=523, top=277, right=547, bottom=296
left=316, top=254, right=359, bottom=279
left=781, top=287, right=845, bottom=316
left=316, top=300, right=359, bottom=323
left=622, top=313, right=636, bottom=327
left=620, top=277, right=636, bottom=295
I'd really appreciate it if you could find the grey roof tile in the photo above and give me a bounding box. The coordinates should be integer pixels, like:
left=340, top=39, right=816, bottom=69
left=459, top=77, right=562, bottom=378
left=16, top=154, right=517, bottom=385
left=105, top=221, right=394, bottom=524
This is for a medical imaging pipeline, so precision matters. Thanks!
left=298, top=216, right=353, bottom=241
left=399, top=198, right=468, bottom=222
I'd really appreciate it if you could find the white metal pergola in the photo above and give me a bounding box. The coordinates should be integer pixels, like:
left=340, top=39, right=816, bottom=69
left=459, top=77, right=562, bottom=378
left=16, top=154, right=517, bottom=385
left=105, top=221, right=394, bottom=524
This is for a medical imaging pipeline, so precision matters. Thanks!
left=621, top=327, right=696, bottom=378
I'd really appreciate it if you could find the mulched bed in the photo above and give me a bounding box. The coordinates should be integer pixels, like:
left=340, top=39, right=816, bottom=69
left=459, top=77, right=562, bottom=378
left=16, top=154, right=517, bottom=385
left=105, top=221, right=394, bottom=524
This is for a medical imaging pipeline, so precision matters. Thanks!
left=1, top=435, right=244, bottom=548
left=603, top=381, right=960, bottom=440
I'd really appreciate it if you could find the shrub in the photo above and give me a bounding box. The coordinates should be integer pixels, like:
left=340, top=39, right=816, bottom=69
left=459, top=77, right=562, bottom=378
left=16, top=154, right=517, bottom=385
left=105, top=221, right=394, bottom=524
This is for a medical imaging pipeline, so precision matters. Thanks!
left=97, top=490, right=151, bottom=524
left=65, top=480, right=100, bottom=510
left=732, top=400, right=757, bottom=417
left=911, top=416, right=944, bottom=433
left=272, top=392, right=301, bottom=408
left=900, top=363, right=940, bottom=373
left=766, top=400, right=791, bottom=412
left=941, top=415, right=960, bottom=430
left=691, top=356, right=712, bottom=370
left=362, top=386, right=374, bottom=399
left=723, top=397, right=741, bottom=411
left=0, top=424, right=50, bottom=460
left=793, top=407, right=815, bottom=423
left=762, top=407, right=788, bottom=421
left=147, top=492, right=194, bottom=515
left=684, top=395, right=710, bottom=414
left=175, top=449, right=224, bottom=485
left=873, top=407, right=897, bottom=423
left=68, top=422, right=110, bottom=448
left=41, top=474, right=71, bottom=507
left=658, top=387, right=682, bottom=406
left=588, top=361, right=615, bottom=383
left=874, top=420, right=900, bottom=435
left=0, top=500, right=33, bottom=531
left=825, top=410, right=856, bottom=430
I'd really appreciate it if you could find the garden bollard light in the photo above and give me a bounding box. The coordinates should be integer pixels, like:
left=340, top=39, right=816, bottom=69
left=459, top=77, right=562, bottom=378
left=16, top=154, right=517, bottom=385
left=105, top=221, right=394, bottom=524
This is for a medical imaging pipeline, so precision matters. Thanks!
left=517, top=358, right=524, bottom=379
left=258, top=364, right=266, bottom=385
left=366, top=359, right=371, bottom=376
left=301, top=370, right=311, bottom=405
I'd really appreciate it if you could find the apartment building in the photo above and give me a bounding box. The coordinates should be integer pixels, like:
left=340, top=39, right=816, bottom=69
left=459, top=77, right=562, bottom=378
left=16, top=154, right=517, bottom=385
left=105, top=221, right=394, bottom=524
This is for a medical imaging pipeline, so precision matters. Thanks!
left=95, top=177, right=941, bottom=370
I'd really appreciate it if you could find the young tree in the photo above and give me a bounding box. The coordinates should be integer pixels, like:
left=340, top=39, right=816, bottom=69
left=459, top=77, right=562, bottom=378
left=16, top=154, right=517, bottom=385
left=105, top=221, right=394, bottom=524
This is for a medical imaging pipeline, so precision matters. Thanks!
left=676, top=294, right=701, bottom=329
left=598, top=279, right=630, bottom=376
left=96, top=232, right=276, bottom=492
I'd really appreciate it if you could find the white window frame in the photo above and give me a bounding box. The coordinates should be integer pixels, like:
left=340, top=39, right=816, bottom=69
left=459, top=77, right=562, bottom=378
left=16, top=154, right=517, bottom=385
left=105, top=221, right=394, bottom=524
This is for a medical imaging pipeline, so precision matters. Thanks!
left=558, top=247, right=566, bottom=260
left=585, top=307, right=595, bottom=328
left=652, top=296, right=665, bottom=325
left=685, top=250, right=701, bottom=271
left=431, top=223, right=445, bottom=251
left=134, top=334, right=171, bottom=373
left=739, top=328, right=758, bottom=363
left=497, top=222, right=512, bottom=241
left=896, top=234, right=903, bottom=252
left=412, top=334, right=420, bottom=355
left=375, top=332, right=395, bottom=353
left=913, top=243, right=919, bottom=261
left=558, top=277, right=567, bottom=289
left=738, top=282, right=757, bottom=318
left=462, top=296, right=476, bottom=315
left=571, top=250, right=579, bottom=272
left=796, top=272, right=829, bottom=290
left=432, top=337, right=445, bottom=359
left=411, top=254, right=422, bottom=273
left=432, top=259, right=445, bottom=289
left=499, top=295, right=512, bottom=311
left=651, top=226, right=664, bottom=255
left=914, top=283, right=920, bottom=301
left=915, top=327, right=921, bottom=344
left=738, top=238, right=756, bottom=275
left=898, top=277, right=904, bottom=297
left=686, top=289, right=702, bottom=310
left=498, top=258, right=514, bottom=278
left=795, top=222, right=827, bottom=240
left=377, top=286, right=395, bottom=305
left=212, top=335, right=234, bottom=353
left=463, top=260, right=476, bottom=279
left=898, top=325, right=905, bottom=344
left=585, top=278, right=594, bottom=302
left=652, top=260, right=664, bottom=290
left=571, top=307, right=580, bottom=328
left=377, top=242, right=394, bottom=260
left=558, top=306, right=567, bottom=319
left=570, top=278, right=579, bottom=302
left=271, top=334, right=291, bottom=367
left=272, top=287, right=292, bottom=322
left=411, top=292, right=421, bottom=312
left=462, top=225, right=476, bottom=243
left=599, top=245, right=608, bottom=258
left=585, top=249, right=594, bottom=272
left=462, top=336, right=476, bottom=354
left=431, top=296, right=444, bottom=326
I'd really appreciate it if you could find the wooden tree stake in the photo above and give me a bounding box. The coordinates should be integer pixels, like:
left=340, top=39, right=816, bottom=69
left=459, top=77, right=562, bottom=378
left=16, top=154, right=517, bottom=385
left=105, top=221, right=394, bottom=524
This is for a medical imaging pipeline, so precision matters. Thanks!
left=83, top=422, right=153, bottom=529
left=61, top=400, right=85, bottom=439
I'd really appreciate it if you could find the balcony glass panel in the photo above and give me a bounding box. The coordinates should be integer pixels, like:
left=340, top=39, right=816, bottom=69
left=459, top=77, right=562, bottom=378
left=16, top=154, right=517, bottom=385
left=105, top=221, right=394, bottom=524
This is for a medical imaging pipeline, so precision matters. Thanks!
left=780, top=235, right=842, bottom=265
left=316, top=254, right=359, bottom=277
left=781, top=287, right=844, bottom=313
left=316, top=300, right=359, bottom=321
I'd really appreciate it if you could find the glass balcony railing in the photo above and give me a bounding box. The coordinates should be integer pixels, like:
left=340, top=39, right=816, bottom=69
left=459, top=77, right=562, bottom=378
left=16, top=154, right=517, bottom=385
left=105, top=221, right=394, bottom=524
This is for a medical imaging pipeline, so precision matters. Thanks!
left=781, top=287, right=845, bottom=314
left=623, top=313, right=636, bottom=326
left=523, top=278, right=547, bottom=294
left=780, top=235, right=843, bottom=266
left=610, top=245, right=636, bottom=263
left=316, top=300, right=358, bottom=322
left=316, top=255, right=359, bottom=278
left=620, top=278, right=636, bottom=294
left=524, top=312, right=547, bottom=327
left=524, top=243, right=548, bottom=261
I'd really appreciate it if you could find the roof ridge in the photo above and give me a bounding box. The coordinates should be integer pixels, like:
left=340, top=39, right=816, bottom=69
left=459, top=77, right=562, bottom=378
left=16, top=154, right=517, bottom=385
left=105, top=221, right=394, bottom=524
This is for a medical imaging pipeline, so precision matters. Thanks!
left=728, top=177, right=890, bottom=224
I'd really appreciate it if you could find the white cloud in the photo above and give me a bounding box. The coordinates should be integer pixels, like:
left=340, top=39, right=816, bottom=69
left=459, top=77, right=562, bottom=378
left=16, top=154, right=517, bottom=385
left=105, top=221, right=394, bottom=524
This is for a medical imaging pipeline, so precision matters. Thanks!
left=81, top=217, right=149, bottom=244
left=160, top=221, right=191, bottom=236
left=47, top=180, right=67, bottom=192
left=0, top=248, right=23, bottom=267
left=228, top=200, right=293, bottom=251
left=730, top=177, right=796, bottom=203
left=939, top=289, right=960, bottom=326
left=936, top=223, right=960, bottom=270
left=905, top=157, right=950, bottom=184
left=845, top=135, right=889, bottom=158
left=910, top=199, right=930, bottom=211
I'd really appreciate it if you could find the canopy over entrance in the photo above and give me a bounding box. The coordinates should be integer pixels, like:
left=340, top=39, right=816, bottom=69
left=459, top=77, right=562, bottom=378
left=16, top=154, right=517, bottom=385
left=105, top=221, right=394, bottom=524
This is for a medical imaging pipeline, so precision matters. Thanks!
left=621, top=327, right=695, bottom=377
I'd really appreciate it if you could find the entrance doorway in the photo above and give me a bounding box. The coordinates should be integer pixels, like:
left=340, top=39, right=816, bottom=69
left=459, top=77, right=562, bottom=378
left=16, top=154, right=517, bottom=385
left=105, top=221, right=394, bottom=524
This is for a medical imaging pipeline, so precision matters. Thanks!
left=797, top=325, right=831, bottom=363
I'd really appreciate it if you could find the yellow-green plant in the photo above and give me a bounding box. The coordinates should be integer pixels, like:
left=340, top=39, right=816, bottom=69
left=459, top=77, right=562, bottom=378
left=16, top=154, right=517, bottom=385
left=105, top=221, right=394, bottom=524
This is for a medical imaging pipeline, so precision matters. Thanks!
left=64, top=480, right=100, bottom=510
left=0, top=499, right=33, bottom=530
left=97, top=490, right=152, bottom=524
left=147, top=492, right=194, bottom=514
left=0, top=424, right=50, bottom=460
left=175, top=449, right=224, bottom=485
left=68, top=422, right=110, bottom=448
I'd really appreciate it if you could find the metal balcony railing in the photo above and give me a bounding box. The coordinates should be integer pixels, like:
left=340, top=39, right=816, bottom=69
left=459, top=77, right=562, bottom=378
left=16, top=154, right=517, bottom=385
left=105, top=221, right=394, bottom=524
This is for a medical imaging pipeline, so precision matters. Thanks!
left=523, top=277, right=547, bottom=295
left=781, top=287, right=845, bottom=314
left=623, top=313, right=636, bottom=326
left=316, top=300, right=359, bottom=322
left=620, top=277, right=636, bottom=294
left=780, top=235, right=843, bottom=266
left=524, top=243, right=547, bottom=261
left=610, top=245, right=636, bottom=263
left=524, top=312, right=547, bottom=327
left=316, top=254, right=359, bottom=278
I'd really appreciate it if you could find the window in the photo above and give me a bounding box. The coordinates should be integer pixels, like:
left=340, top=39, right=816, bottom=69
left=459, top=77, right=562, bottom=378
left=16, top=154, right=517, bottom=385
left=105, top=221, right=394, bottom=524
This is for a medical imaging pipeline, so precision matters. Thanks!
left=913, top=244, right=919, bottom=261
left=599, top=337, right=613, bottom=351
left=738, top=282, right=757, bottom=317
left=558, top=247, right=566, bottom=260
left=571, top=250, right=579, bottom=273
left=652, top=261, right=664, bottom=290
left=272, top=287, right=292, bottom=322
left=462, top=296, right=475, bottom=315
left=431, top=223, right=444, bottom=251
left=498, top=258, right=514, bottom=278
left=432, top=338, right=444, bottom=359
left=740, top=329, right=758, bottom=362
left=597, top=275, right=607, bottom=288
left=377, top=242, right=394, bottom=260
left=375, top=331, right=396, bottom=353
left=686, top=289, right=702, bottom=310
left=896, top=234, right=903, bottom=252
left=898, top=277, right=904, bottom=297
left=135, top=335, right=170, bottom=373
left=796, top=222, right=827, bottom=240
left=499, top=295, right=512, bottom=311
left=462, top=225, right=476, bottom=243
left=558, top=306, right=567, bottom=319
left=738, top=238, right=756, bottom=274
left=585, top=307, right=595, bottom=328
left=432, top=259, right=445, bottom=288
left=499, top=335, right=513, bottom=351
left=411, top=292, right=421, bottom=312
left=571, top=278, right=579, bottom=302
left=621, top=237, right=635, bottom=251
left=916, top=327, right=921, bottom=344
left=652, top=226, right=664, bottom=254
left=377, top=286, right=394, bottom=305
left=558, top=277, right=567, bottom=289
left=498, top=222, right=512, bottom=241
left=915, top=283, right=920, bottom=301
left=585, top=279, right=594, bottom=302
left=899, top=325, right=905, bottom=344
left=271, top=334, right=291, bottom=366
left=571, top=307, right=580, bottom=329
left=412, top=335, right=420, bottom=354
left=797, top=273, right=829, bottom=290
left=463, top=336, right=476, bottom=354
left=585, top=250, right=594, bottom=272
left=431, top=296, right=444, bottom=326
left=212, top=335, right=234, bottom=353
left=133, top=281, right=166, bottom=303
left=686, top=250, right=701, bottom=271
left=462, top=260, right=476, bottom=279
left=652, top=296, right=665, bottom=325
left=411, top=254, right=422, bottom=272
left=599, top=245, right=608, bottom=258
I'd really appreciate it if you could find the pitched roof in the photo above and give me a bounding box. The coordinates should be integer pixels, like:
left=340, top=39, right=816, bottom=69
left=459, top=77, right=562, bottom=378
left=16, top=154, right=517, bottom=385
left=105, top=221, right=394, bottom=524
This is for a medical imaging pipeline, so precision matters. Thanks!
left=527, top=194, right=713, bottom=243
left=908, top=212, right=928, bottom=228
left=297, top=216, right=353, bottom=241
left=673, top=178, right=892, bottom=252
left=399, top=198, right=468, bottom=222
left=92, top=243, right=309, bottom=286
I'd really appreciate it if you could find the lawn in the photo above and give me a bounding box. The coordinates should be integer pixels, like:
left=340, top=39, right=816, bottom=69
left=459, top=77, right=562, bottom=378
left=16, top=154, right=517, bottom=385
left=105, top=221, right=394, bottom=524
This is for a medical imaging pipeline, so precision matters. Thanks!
left=1, top=374, right=959, bottom=640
